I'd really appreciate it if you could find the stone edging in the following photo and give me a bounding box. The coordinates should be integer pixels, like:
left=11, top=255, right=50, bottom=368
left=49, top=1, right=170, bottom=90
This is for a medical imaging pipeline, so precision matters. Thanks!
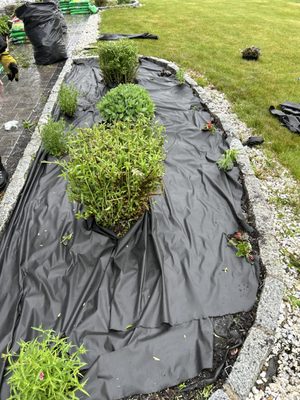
left=0, top=52, right=285, bottom=400
left=98, top=0, right=140, bottom=11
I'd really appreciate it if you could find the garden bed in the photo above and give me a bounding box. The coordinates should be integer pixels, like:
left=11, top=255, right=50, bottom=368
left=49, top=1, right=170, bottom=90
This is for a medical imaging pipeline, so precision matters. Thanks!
left=0, top=57, right=260, bottom=400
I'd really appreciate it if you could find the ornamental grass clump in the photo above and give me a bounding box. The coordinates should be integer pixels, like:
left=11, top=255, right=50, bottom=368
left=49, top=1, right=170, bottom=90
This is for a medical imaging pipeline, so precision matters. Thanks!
left=176, top=68, right=185, bottom=85
left=58, top=83, right=79, bottom=117
left=40, top=118, right=68, bottom=157
left=216, top=149, right=238, bottom=171
left=98, top=84, right=155, bottom=123
left=98, top=39, right=139, bottom=85
left=4, top=327, right=88, bottom=400
left=60, top=119, right=165, bottom=236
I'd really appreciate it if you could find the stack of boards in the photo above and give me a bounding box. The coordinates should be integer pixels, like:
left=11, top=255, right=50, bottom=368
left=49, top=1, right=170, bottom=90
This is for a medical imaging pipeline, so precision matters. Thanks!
left=59, top=0, right=98, bottom=14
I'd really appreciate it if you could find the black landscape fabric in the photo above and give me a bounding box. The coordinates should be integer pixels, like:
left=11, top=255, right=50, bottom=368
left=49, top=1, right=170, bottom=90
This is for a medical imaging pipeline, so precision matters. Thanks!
left=15, top=2, right=67, bottom=65
left=0, top=59, right=259, bottom=400
left=98, top=33, right=159, bottom=40
left=269, top=101, right=300, bottom=134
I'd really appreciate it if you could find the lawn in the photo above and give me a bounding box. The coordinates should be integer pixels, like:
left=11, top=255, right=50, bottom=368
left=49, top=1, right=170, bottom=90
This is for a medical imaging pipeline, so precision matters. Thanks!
left=100, top=0, right=300, bottom=180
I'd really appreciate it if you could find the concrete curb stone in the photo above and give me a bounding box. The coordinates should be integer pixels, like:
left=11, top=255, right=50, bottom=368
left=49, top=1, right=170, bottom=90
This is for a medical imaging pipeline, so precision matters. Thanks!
left=226, top=327, right=274, bottom=399
left=210, top=389, right=231, bottom=400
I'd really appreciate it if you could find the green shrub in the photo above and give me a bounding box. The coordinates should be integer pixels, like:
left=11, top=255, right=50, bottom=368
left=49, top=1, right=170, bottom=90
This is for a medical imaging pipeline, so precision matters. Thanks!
left=216, top=149, right=238, bottom=171
left=98, top=40, right=139, bottom=85
left=117, top=0, right=132, bottom=4
left=97, top=84, right=155, bottom=123
left=0, top=16, right=10, bottom=36
left=40, top=118, right=68, bottom=157
left=58, top=83, right=79, bottom=117
left=59, top=119, right=165, bottom=236
left=228, top=237, right=252, bottom=258
left=5, top=327, right=88, bottom=400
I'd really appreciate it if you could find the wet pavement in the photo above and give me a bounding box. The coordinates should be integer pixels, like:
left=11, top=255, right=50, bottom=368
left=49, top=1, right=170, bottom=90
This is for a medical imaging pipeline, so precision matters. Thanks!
left=0, top=14, right=90, bottom=178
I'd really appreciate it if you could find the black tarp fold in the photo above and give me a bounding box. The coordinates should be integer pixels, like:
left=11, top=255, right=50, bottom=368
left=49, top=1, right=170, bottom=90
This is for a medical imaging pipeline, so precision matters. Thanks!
left=270, top=101, right=300, bottom=134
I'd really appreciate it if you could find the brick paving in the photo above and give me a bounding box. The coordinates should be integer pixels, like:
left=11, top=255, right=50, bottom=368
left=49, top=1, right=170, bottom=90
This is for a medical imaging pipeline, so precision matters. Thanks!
left=0, top=14, right=90, bottom=178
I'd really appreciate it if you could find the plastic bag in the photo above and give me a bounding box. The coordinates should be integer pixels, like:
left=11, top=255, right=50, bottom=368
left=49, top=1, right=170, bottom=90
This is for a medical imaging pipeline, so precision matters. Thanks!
left=15, top=2, right=67, bottom=65
left=98, top=32, right=159, bottom=40
left=269, top=102, right=300, bottom=134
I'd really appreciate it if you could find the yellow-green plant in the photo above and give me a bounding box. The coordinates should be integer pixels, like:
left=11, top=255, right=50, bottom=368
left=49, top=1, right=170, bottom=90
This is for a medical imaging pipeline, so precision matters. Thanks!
left=0, top=16, right=10, bottom=36
left=4, top=327, right=88, bottom=400
left=217, top=149, right=238, bottom=171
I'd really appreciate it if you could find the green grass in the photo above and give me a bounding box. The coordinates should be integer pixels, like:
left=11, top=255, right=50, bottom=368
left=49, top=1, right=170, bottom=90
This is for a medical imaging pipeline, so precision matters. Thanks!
left=100, top=0, right=300, bottom=180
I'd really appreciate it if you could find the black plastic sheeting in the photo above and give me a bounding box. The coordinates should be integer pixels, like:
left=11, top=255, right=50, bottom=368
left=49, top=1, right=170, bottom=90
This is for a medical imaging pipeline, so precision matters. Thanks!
left=98, top=33, right=159, bottom=41
left=15, top=2, right=67, bottom=65
left=0, top=59, right=259, bottom=400
left=270, top=102, right=300, bottom=134
left=243, top=136, right=264, bottom=147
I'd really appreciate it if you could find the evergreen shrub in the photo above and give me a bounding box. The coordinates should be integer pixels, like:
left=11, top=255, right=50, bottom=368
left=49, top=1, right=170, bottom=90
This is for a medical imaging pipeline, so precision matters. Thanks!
left=98, top=39, right=138, bottom=85
left=98, top=83, right=155, bottom=123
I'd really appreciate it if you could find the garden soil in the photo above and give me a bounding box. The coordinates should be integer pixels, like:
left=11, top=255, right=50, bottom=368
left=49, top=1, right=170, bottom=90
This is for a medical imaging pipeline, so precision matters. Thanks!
left=0, top=59, right=259, bottom=400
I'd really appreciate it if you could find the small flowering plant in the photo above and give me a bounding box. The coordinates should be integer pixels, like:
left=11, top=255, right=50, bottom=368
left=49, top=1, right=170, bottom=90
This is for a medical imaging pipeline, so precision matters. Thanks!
left=202, top=121, right=216, bottom=133
left=227, top=231, right=254, bottom=263
left=3, top=327, right=89, bottom=400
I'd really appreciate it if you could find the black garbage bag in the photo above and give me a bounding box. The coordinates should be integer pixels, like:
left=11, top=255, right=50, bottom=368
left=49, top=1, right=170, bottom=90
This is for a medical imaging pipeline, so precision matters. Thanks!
left=15, top=2, right=67, bottom=65
left=43, top=0, right=68, bottom=34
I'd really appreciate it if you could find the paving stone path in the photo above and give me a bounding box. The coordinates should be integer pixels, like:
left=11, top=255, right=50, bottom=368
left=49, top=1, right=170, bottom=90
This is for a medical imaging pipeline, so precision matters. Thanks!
left=0, top=14, right=90, bottom=178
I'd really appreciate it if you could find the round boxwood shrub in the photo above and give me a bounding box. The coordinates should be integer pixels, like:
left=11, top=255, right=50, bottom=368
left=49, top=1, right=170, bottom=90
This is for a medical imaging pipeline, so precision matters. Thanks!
left=98, top=39, right=139, bottom=85
left=59, top=119, right=165, bottom=236
left=97, top=84, right=155, bottom=123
